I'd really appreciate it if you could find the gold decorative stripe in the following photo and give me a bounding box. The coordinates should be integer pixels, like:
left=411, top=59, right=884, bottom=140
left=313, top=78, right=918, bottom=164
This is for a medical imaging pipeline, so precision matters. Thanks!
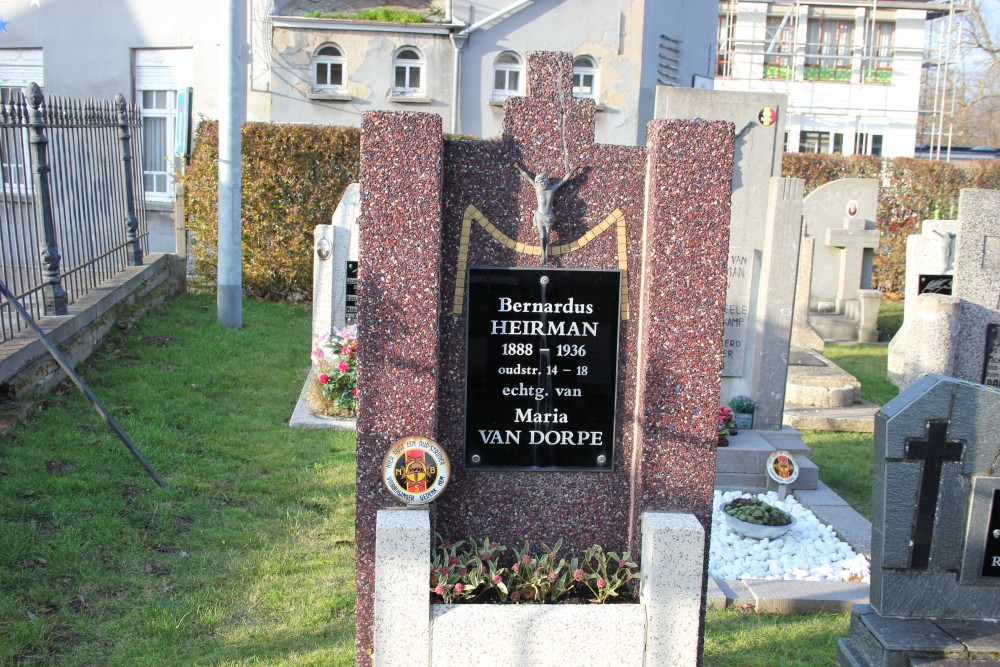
left=452, top=205, right=630, bottom=320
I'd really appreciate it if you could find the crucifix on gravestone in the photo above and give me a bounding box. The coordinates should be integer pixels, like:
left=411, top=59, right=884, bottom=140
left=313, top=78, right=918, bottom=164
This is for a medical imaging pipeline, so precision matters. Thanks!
left=516, top=163, right=580, bottom=266
left=824, top=213, right=879, bottom=315
left=904, top=420, right=964, bottom=569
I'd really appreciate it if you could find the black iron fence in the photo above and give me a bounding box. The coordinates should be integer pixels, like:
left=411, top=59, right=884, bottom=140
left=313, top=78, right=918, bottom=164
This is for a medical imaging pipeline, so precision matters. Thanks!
left=0, top=83, right=148, bottom=343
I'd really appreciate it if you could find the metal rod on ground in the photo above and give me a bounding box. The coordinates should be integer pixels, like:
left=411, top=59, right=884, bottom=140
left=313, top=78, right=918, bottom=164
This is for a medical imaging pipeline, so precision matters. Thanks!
left=0, top=278, right=166, bottom=488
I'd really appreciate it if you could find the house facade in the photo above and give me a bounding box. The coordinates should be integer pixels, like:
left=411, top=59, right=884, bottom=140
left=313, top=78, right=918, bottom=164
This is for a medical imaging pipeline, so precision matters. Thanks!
left=0, top=0, right=719, bottom=253
left=267, top=0, right=720, bottom=145
left=714, top=0, right=953, bottom=158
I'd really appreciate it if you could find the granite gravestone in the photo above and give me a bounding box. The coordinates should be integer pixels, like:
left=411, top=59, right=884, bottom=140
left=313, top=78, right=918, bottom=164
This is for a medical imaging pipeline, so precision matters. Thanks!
left=654, top=88, right=802, bottom=431
left=838, top=375, right=1000, bottom=666
left=355, top=52, right=733, bottom=666
left=887, top=190, right=1000, bottom=392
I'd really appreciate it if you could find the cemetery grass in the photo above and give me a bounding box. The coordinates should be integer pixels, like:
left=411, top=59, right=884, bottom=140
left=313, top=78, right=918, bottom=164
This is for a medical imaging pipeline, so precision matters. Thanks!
left=0, top=293, right=856, bottom=666
left=0, top=294, right=356, bottom=666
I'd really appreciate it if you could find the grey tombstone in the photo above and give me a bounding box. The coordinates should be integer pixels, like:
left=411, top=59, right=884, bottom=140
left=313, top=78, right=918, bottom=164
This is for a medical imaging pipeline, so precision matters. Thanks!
left=656, top=87, right=802, bottom=431
left=838, top=374, right=1000, bottom=666
left=887, top=189, right=1000, bottom=392
left=953, top=189, right=1000, bottom=385
left=312, top=183, right=360, bottom=343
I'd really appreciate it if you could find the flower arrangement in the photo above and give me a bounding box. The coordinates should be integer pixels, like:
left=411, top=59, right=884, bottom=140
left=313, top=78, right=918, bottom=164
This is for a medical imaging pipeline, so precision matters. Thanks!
left=309, top=326, right=358, bottom=416
left=729, top=395, right=757, bottom=415
left=430, top=536, right=640, bottom=605
left=717, top=405, right=737, bottom=436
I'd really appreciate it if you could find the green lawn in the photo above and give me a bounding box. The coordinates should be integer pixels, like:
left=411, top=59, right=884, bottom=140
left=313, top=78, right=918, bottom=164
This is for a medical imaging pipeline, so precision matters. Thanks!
left=0, top=293, right=854, bottom=665
left=0, top=295, right=356, bottom=666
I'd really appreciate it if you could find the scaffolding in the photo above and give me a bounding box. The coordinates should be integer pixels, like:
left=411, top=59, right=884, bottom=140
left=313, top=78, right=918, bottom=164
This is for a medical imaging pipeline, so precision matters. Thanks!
left=716, top=0, right=967, bottom=159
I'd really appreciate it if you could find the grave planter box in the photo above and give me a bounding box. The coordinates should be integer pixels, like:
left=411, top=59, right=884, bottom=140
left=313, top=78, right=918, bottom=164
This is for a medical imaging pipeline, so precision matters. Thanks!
left=429, top=603, right=646, bottom=666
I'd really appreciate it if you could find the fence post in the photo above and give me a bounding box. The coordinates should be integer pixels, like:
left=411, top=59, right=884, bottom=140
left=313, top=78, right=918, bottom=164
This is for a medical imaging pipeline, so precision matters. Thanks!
left=115, top=93, right=142, bottom=266
left=24, top=82, right=68, bottom=315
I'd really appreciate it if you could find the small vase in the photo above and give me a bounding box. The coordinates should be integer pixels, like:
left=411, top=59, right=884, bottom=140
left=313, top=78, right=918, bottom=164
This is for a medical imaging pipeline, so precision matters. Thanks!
left=735, top=413, right=754, bottom=430
left=717, top=434, right=729, bottom=447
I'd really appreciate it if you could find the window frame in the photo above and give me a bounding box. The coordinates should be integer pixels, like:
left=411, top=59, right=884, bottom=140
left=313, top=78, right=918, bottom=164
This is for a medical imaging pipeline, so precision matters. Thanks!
left=491, top=51, right=523, bottom=100
left=861, top=20, right=894, bottom=84
left=134, top=48, right=191, bottom=203
left=0, top=49, right=43, bottom=195
left=717, top=13, right=736, bottom=78
left=313, top=44, right=347, bottom=94
left=804, top=18, right=855, bottom=82
left=763, top=15, right=795, bottom=79
left=572, top=55, right=599, bottom=100
left=392, top=47, right=425, bottom=97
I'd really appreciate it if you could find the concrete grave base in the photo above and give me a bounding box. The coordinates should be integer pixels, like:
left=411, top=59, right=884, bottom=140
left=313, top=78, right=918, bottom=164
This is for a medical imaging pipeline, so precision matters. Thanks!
left=373, top=508, right=705, bottom=667
left=838, top=604, right=1000, bottom=667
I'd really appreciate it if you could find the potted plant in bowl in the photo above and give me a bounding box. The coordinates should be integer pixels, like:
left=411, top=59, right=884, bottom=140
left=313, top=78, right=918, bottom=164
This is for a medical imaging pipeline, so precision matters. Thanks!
left=721, top=496, right=796, bottom=539
left=729, top=395, right=757, bottom=430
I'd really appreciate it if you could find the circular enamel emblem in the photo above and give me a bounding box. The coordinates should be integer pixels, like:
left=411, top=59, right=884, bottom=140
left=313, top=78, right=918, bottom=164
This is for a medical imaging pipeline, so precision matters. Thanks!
left=757, top=106, right=777, bottom=126
left=766, top=450, right=799, bottom=485
left=382, top=436, right=451, bottom=505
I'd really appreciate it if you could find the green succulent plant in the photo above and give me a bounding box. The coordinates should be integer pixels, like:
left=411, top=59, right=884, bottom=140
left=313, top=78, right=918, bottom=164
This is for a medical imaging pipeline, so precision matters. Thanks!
left=723, top=497, right=791, bottom=527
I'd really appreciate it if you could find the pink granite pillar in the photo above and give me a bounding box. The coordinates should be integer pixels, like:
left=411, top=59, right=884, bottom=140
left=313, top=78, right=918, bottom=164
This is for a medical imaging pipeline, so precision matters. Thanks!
left=355, top=111, right=443, bottom=665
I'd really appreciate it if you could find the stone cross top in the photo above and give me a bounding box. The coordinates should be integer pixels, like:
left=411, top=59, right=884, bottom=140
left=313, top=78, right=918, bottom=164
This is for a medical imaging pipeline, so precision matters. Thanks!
left=825, top=215, right=879, bottom=312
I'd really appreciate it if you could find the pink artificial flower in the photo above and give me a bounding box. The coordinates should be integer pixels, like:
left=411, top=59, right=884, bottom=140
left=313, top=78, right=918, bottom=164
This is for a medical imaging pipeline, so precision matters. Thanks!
left=597, top=578, right=606, bottom=589
left=341, top=346, right=350, bottom=355
left=338, top=361, right=350, bottom=373
left=573, top=569, right=584, bottom=582
left=512, top=564, right=519, bottom=574
left=521, top=554, right=531, bottom=565
left=318, top=373, right=329, bottom=385
left=448, top=556, right=460, bottom=566
left=491, top=574, right=502, bottom=585
left=434, top=584, right=445, bottom=596
left=454, top=583, right=464, bottom=594
left=548, top=572, right=557, bottom=582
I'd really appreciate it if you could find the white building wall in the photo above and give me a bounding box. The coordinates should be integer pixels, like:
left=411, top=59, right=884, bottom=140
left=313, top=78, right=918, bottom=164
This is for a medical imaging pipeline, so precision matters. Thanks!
left=715, top=2, right=930, bottom=158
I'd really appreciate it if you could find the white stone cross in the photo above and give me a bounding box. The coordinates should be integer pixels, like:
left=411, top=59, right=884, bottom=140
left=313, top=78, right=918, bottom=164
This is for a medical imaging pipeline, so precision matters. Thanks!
left=825, top=216, right=879, bottom=313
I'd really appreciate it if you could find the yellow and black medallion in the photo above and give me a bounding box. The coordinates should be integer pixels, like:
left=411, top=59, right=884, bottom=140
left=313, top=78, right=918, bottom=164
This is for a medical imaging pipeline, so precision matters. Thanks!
left=382, top=435, right=451, bottom=505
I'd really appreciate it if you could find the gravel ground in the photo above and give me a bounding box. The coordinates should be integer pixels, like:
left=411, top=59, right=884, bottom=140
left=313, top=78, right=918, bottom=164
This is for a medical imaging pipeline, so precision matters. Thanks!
left=709, top=490, right=870, bottom=583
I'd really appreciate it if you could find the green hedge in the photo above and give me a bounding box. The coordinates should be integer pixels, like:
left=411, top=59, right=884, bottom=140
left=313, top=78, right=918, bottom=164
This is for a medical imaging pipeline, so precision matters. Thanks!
left=184, top=121, right=360, bottom=299
left=183, top=120, right=999, bottom=300
left=782, top=154, right=1000, bottom=292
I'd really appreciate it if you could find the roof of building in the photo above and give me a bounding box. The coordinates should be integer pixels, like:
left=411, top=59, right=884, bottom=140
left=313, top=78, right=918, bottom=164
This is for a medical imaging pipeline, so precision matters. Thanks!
left=273, top=0, right=444, bottom=19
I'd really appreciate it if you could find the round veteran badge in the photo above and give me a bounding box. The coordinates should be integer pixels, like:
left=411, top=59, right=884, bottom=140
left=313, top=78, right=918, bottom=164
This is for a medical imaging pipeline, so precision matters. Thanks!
left=766, top=450, right=799, bottom=486
left=382, top=436, right=451, bottom=505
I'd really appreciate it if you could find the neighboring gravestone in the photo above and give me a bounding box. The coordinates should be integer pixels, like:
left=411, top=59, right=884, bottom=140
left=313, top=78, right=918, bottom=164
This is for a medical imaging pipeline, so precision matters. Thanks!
left=655, top=88, right=802, bottom=430
left=838, top=374, right=1000, bottom=666
left=800, top=178, right=881, bottom=343
left=355, top=52, right=733, bottom=665
left=887, top=189, right=1000, bottom=391
left=953, top=189, right=1000, bottom=385
left=311, top=183, right=360, bottom=343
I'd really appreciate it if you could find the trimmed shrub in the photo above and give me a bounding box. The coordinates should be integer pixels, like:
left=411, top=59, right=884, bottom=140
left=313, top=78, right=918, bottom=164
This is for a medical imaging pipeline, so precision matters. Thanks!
left=184, top=120, right=360, bottom=300
left=782, top=154, right=1000, bottom=292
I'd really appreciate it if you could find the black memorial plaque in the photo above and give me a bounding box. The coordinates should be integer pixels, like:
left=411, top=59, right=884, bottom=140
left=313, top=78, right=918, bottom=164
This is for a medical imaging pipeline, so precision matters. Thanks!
left=464, top=267, right=621, bottom=471
left=983, top=490, right=1000, bottom=577
left=918, top=274, right=953, bottom=296
left=982, top=323, right=1000, bottom=388
left=346, top=261, right=359, bottom=325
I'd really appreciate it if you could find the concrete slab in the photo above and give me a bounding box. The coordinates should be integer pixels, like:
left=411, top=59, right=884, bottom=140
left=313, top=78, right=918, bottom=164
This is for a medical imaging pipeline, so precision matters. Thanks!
left=711, top=577, right=755, bottom=609
left=783, top=401, right=879, bottom=432
left=706, top=577, right=728, bottom=610
left=744, top=579, right=869, bottom=614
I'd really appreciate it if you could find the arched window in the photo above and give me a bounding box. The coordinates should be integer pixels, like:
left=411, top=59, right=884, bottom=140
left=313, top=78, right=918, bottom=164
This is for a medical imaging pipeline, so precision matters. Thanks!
left=393, top=47, right=424, bottom=96
left=572, top=55, right=599, bottom=100
left=492, top=51, right=523, bottom=99
left=313, top=44, right=346, bottom=93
